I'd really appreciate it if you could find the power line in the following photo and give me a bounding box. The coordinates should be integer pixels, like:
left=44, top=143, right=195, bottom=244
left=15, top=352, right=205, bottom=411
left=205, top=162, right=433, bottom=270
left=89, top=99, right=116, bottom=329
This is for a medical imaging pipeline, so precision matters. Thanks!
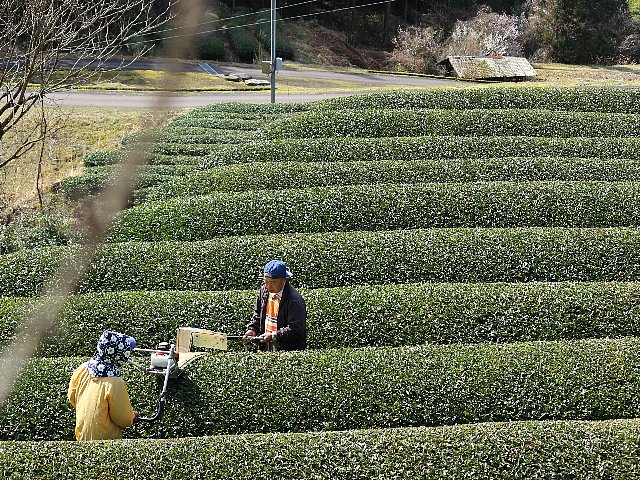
left=57, top=0, right=397, bottom=54
left=283, top=0, right=396, bottom=24
left=129, top=0, right=397, bottom=45
left=139, top=0, right=320, bottom=37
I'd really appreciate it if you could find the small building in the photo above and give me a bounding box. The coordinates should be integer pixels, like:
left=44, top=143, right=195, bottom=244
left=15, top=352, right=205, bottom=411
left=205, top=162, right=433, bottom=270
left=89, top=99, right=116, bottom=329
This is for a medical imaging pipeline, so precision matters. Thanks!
left=439, top=55, right=537, bottom=81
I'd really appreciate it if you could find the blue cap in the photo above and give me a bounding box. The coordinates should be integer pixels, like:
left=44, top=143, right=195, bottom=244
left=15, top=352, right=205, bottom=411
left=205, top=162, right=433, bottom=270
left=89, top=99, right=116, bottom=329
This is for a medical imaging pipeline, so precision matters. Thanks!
left=263, top=260, right=293, bottom=279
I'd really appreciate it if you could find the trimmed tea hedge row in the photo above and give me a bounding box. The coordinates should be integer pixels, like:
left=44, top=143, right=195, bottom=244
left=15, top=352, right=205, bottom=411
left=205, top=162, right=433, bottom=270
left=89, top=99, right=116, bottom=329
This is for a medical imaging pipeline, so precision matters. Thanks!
left=167, top=88, right=640, bottom=120
left=149, top=142, right=222, bottom=156
left=172, top=111, right=277, bottom=121
left=144, top=157, right=640, bottom=200
left=190, top=154, right=640, bottom=194
left=150, top=132, right=238, bottom=145
left=57, top=163, right=198, bottom=200
left=82, top=150, right=121, bottom=167
left=312, top=87, right=640, bottom=113
left=138, top=154, right=205, bottom=166
left=122, top=164, right=198, bottom=177
left=0, top=296, right=27, bottom=351
left=3, top=227, right=640, bottom=296
left=3, top=281, right=640, bottom=356
left=124, top=130, right=254, bottom=148
left=57, top=170, right=180, bottom=201
left=2, top=338, right=640, bottom=440
left=111, top=181, right=640, bottom=241
left=151, top=127, right=260, bottom=144
left=82, top=150, right=202, bottom=167
left=118, top=133, right=254, bottom=157
left=265, top=108, right=640, bottom=139
left=1, top=419, right=639, bottom=479
left=167, top=117, right=269, bottom=130
left=205, top=136, right=640, bottom=167
left=190, top=101, right=308, bottom=115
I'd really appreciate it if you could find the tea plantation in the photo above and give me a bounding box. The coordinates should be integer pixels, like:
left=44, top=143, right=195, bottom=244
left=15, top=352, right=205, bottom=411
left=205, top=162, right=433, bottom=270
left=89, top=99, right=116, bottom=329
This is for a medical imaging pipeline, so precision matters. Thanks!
left=2, top=87, right=640, bottom=478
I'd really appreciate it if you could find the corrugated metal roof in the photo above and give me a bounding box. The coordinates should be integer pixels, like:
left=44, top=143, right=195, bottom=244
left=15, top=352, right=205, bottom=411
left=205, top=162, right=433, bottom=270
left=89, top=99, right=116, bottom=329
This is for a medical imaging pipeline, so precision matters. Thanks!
left=440, top=56, right=538, bottom=80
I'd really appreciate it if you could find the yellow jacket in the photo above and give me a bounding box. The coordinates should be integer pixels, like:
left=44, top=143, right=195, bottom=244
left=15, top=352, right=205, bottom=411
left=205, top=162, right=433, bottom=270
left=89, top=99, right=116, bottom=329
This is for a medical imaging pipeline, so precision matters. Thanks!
left=68, top=362, right=135, bottom=441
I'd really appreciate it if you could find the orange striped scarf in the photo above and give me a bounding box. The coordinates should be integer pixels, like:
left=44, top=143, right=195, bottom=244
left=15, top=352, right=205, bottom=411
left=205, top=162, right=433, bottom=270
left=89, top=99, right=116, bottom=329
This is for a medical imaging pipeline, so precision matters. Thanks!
left=265, top=293, right=280, bottom=336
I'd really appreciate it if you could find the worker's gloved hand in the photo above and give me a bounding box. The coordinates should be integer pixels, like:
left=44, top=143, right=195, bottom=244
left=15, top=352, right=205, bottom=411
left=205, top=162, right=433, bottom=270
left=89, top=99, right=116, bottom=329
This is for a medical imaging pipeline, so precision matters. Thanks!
left=260, top=332, right=275, bottom=344
left=243, top=330, right=257, bottom=344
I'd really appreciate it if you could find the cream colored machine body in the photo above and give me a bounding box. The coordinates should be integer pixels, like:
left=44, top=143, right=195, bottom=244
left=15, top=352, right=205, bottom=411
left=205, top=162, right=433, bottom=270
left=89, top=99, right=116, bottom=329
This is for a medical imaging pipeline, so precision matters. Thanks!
left=144, top=327, right=232, bottom=377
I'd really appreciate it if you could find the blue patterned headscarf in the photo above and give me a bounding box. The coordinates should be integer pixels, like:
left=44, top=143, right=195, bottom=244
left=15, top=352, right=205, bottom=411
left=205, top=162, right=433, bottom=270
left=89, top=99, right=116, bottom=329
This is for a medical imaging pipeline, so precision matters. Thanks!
left=86, top=331, right=136, bottom=378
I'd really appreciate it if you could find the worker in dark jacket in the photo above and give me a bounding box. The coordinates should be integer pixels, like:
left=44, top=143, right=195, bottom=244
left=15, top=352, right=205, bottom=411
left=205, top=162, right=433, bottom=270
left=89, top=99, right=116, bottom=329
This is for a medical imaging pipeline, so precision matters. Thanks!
left=244, top=259, right=307, bottom=351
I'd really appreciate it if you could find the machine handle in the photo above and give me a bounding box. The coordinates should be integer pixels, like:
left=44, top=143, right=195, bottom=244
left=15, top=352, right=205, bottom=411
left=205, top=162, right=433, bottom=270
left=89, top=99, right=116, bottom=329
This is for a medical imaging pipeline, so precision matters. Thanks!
left=137, top=346, right=175, bottom=423
left=227, top=335, right=271, bottom=343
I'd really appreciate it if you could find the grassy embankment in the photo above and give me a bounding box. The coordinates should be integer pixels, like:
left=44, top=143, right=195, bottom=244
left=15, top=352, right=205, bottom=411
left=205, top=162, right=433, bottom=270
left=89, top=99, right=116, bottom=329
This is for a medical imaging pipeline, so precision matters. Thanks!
left=0, top=108, right=182, bottom=211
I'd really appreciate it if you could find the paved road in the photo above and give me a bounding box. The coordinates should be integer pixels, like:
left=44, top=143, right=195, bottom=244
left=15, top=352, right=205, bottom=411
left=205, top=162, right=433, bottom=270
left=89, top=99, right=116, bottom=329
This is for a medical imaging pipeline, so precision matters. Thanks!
left=44, top=87, right=448, bottom=108
left=44, top=59, right=464, bottom=108
left=60, top=57, right=459, bottom=87
left=211, top=63, right=458, bottom=88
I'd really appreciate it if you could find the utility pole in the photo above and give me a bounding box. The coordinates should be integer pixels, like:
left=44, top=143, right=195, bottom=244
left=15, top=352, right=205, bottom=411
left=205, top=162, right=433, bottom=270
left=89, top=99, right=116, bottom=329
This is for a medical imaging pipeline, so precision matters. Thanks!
left=383, top=0, right=391, bottom=44
left=270, top=0, right=276, bottom=104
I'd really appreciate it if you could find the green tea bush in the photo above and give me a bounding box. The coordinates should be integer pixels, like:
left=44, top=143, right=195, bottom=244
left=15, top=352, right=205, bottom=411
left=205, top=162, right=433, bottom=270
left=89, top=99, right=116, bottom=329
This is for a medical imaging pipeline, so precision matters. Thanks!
left=0, top=212, right=77, bottom=255
left=132, top=165, right=199, bottom=176
left=312, top=87, right=640, bottom=113
left=119, top=134, right=251, bottom=158
left=81, top=148, right=203, bottom=168
left=189, top=102, right=308, bottom=115
left=144, top=157, right=640, bottom=199
left=145, top=154, right=206, bottom=166
left=151, top=127, right=258, bottom=144
left=3, top=282, right=640, bottom=356
left=57, top=168, right=180, bottom=201
left=3, top=227, right=640, bottom=296
left=110, top=181, right=640, bottom=241
left=173, top=113, right=285, bottom=128
left=1, top=419, right=639, bottom=479
left=83, top=150, right=179, bottom=167
left=55, top=169, right=109, bottom=200
left=150, top=142, right=220, bottom=156
left=2, top=338, right=640, bottom=440
left=205, top=136, right=640, bottom=167
left=173, top=111, right=271, bottom=121
left=0, top=297, right=28, bottom=347
left=179, top=88, right=640, bottom=118
left=167, top=118, right=267, bottom=130
left=82, top=150, right=122, bottom=167
left=265, top=109, right=640, bottom=139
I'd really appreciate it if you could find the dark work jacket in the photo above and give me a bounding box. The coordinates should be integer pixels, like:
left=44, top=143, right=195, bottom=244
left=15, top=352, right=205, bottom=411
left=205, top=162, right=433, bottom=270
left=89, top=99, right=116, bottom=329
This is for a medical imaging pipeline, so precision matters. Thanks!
left=246, top=282, right=307, bottom=351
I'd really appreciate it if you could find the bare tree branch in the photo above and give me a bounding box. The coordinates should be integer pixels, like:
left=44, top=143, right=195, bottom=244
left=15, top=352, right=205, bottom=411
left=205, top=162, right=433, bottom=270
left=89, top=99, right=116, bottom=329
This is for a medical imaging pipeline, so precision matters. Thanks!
left=0, top=0, right=181, bottom=168
left=0, top=0, right=204, bottom=408
left=35, top=97, right=47, bottom=207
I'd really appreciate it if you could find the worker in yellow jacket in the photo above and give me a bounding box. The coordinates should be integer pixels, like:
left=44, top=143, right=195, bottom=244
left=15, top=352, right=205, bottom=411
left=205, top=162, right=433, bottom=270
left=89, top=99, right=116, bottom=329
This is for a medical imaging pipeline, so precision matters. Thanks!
left=68, top=330, right=138, bottom=441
